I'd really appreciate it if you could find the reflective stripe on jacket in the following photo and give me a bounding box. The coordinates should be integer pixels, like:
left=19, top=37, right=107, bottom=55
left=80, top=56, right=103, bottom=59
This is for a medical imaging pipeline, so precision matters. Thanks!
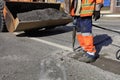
left=70, top=0, right=103, bottom=17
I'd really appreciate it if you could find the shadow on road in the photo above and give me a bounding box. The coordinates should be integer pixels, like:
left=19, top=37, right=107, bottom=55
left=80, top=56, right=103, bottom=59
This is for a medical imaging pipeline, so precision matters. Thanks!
left=91, top=34, right=120, bottom=75
left=94, top=34, right=112, bottom=56
left=16, top=25, right=73, bottom=37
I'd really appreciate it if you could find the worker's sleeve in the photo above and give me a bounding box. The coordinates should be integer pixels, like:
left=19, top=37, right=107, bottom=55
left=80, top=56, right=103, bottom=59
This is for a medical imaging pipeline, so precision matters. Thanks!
left=95, top=0, right=103, bottom=11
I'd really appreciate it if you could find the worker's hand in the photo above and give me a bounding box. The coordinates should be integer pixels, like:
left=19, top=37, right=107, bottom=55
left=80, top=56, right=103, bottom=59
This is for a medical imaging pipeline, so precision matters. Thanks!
left=93, top=11, right=100, bottom=21
left=73, top=17, right=77, bottom=26
left=93, top=4, right=103, bottom=21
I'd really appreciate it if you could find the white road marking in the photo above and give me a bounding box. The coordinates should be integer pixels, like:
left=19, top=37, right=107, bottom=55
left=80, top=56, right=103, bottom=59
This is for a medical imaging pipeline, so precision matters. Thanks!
left=13, top=32, right=73, bottom=52
left=102, top=14, right=120, bottom=17
left=30, top=38, right=73, bottom=51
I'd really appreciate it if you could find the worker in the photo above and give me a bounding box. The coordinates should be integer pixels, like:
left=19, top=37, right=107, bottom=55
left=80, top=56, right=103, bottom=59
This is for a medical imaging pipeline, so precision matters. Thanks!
left=70, top=0, right=103, bottom=63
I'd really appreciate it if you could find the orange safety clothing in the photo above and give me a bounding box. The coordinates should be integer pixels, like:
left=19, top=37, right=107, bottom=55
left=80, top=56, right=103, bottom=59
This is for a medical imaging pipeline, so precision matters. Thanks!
left=70, top=0, right=103, bottom=17
left=76, top=34, right=84, bottom=47
left=77, top=34, right=96, bottom=53
left=83, top=35, right=96, bottom=53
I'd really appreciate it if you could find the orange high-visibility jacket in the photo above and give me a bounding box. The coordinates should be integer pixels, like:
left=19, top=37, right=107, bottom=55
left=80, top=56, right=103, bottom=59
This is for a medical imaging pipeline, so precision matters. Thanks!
left=70, top=0, right=103, bottom=17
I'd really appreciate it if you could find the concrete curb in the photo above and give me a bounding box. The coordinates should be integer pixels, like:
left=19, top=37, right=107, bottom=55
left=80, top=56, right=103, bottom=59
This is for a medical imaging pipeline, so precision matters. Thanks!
left=101, top=14, right=120, bottom=17
left=101, top=11, right=120, bottom=18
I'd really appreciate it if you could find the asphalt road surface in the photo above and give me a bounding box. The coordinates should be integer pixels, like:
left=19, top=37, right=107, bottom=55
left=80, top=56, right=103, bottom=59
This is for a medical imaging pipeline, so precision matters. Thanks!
left=0, top=17, right=120, bottom=80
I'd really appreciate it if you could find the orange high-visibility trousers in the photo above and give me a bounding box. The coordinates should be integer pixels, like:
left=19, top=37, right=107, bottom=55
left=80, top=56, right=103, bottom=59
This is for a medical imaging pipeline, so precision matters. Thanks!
left=75, top=16, right=96, bottom=53
left=77, top=34, right=96, bottom=53
left=76, top=34, right=84, bottom=48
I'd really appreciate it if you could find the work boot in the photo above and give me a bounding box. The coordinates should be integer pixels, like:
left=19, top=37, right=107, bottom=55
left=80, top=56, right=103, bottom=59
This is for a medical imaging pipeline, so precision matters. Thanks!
left=69, top=48, right=86, bottom=59
left=78, top=53, right=98, bottom=63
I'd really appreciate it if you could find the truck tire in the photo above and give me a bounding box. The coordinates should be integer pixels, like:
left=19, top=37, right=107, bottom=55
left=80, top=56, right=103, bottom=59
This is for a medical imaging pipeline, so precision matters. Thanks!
left=0, top=0, right=7, bottom=32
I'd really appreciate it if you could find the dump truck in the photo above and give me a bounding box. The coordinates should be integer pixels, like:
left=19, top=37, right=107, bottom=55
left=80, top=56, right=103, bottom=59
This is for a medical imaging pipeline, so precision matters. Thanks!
left=0, top=0, right=72, bottom=33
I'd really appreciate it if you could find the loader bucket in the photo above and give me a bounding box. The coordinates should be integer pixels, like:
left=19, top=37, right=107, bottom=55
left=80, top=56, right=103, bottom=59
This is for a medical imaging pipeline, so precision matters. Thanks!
left=4, top=1, right=72, bottom=32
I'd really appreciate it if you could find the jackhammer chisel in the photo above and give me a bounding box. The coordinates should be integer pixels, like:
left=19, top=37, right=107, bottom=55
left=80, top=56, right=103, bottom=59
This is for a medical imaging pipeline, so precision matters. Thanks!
left=72, top=0, right=81, bottom=51
left=72, top=17, right=77, bottom=51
